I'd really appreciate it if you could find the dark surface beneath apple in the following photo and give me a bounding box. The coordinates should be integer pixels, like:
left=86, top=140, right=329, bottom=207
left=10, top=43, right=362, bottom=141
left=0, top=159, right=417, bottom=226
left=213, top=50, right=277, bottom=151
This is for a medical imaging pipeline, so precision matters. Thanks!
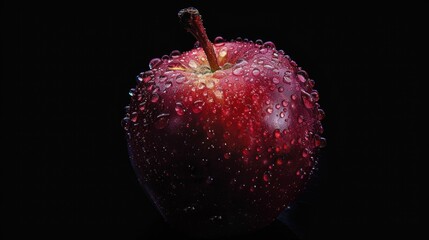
left=1, top=1, right=423, bottom=239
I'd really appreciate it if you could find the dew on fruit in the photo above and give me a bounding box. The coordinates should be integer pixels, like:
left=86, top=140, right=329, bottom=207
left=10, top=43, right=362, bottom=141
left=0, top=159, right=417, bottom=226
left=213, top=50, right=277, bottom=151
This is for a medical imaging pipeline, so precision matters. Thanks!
left=149, top=58, right=161, bottom=69
left=278, top=87, right=284, bottom=92
left=139, top=102, right=146, bottom=111
left=264, top=64, right=274, bottom=69
left=130, top=112, right=138, bottom=122
left=233, top=67, right=244, bottom=76
left=189, top=60, right=198, bottom=69
left=176, top=74, right=186, bottom=84
left=276, top=158, right=283, bottom=165
left=260, top=48, right=268, bottom=54
left=165, top=81, right=172, bottom=89
left=282, top=100, right=288, bottom=107
left=214, top=36, right=225, bottom=46
left=301, top=90, right=314, bottom=109
left=252, top=68, right=260, bottom=76
left=154, top=113, right=170, bottom=129
left=170, top=50, right=181, bottom=58
left=302, top=149, right=309, bottom=158
left=255, top=39, right=263, bottom=45
left=280, top=112, right=285, bottom=118
left=121, top=117, right=130, bottom=131
left=263, top=173, right=270, bottom=182
left=175, top=102, right=185, bottom=115
left=274, top=129, right=281, bottom=138
left=266, top=107, right=273, bottom=114
left=192, top=100, right=204, bottom=113
left=219, top=47, right=228, bottom=58
left=318, top=109, right=326, bottom=120
left=272, top=77, right=280, bottom=84
left=151, top=93, right=160, bottom=103
left=283, top=75, right=292, bottom=84
left=129, top=88, right=135, bottom=96
left=161, top=55, right=170, bottom=61
left=291, top=94, right=297, bottom=101
left=213, top=70, right=226, bottom=79
left=263, top=41, right=276, bottom=49
left=159, top=75, right=167, bottom=82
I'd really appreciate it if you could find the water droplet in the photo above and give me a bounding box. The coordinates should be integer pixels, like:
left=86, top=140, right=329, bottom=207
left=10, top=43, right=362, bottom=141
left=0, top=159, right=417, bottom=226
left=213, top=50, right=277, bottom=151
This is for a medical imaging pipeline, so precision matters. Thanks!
left=252, top=68, right=260, bottom=76
left=219, top=47, right=228, bottom=57
left=263, top=173, right=270, bottom=182
left=272, top=77, right=280, bottom=84
left=283, top=74, right=292, bottom=84
left=263, top=41, right=276, bottom=49
left=189, top=60, right=198, bottom=68
left=159, top=75, right=167, bottom=82
left=128, top=88, right=135, bottom=96
left=175, top=74, right=186, bottom=84
left=311, top=90, right=320, bottom=101
left=149, top=58, right=161, bottom=69
left=318, top=109, right=326, bottom=120
left=191, top=42, right=200, bottom=49
left=298, top=74, right=306, bottom=83
left=175, top=102, right=185, bottom=115
left=136, top=75, right=143, bottom=82
left=130, top=112, right=138, bottom=122
left=141, top=71, right=153, bottom=83
left=282, top=100, right=288, bottom=107
left=242, top=148, right=249, bottom=156
left=275, top=104, right=281, bottom=109
left=151, top=94, right=159, bottom=103
left=161, top=55, right=170, bottom=61
left=139, top=102, right=146, bottom=111
left=274, top=129, right=281, bottom=138
left=259, top=48, right=268, bottom=54
left=266, top=107, right=273, bottom=114
left=206, top=176, right=214, bottom=184
left=224, top=152, right=231, bottom=159
left=164, top=81, right=172, bottom=89
left=232, top=67, right=243, bottom=76
left=302, top=149, right=309, bottom=158
left=197, top=82, right=206, bottom=90
left=264, top=64, right=274, bottom=69
left=291, top=94, right=297, bottom=101
left=213, top=70, right=226, bottom=79
left=192, top=100, right=204, bottom=113
left=214, top=36, right=225, bottom=46
left=276, top=158, right=283, bottom=165
left=121, top=117, right=130, bottom=131
left=280, top=112, right=285, bottom=118
left=301, top=90, right=314, bottom=109
left=154, top=113, right=170, bottom=129
left=278, top=87, right=284, bottom=92
left=319, top=137, right=327, bottom=148
left=255, top=39, right=263, bottom=45
left=170, top=50, right=181, bottom=58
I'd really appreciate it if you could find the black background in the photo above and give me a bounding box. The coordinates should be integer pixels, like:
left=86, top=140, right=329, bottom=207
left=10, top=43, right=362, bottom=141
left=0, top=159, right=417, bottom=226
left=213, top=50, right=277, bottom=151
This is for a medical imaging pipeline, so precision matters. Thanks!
left=2, top=1, right=423, bottom=239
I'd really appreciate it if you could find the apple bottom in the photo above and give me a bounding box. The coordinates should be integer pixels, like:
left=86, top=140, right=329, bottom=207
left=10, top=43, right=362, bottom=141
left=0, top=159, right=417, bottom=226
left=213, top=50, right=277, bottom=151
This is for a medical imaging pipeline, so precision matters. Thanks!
left=135, top=170, right=305, bottom=237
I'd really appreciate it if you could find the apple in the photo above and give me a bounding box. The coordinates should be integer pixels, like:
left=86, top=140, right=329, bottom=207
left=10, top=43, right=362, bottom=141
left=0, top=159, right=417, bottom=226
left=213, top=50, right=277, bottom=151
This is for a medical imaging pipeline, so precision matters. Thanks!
left=123, top=7, right=325, bottom=237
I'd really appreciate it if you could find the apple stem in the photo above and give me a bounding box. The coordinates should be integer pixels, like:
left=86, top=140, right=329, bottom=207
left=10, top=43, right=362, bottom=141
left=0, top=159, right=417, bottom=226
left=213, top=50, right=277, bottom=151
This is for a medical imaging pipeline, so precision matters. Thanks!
left=178, top=7, right=220, bottom=71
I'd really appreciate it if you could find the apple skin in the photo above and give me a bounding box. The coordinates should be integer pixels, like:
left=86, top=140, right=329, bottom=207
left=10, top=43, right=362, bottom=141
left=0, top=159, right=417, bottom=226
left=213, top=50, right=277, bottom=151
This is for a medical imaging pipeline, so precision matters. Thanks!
left=123, top=39, right=325, bottom=237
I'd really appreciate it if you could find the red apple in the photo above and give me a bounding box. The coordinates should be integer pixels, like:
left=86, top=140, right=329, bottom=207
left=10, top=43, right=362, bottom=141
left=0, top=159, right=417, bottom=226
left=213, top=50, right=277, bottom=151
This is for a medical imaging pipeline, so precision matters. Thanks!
left=123, top=7, right=325, bottom=237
